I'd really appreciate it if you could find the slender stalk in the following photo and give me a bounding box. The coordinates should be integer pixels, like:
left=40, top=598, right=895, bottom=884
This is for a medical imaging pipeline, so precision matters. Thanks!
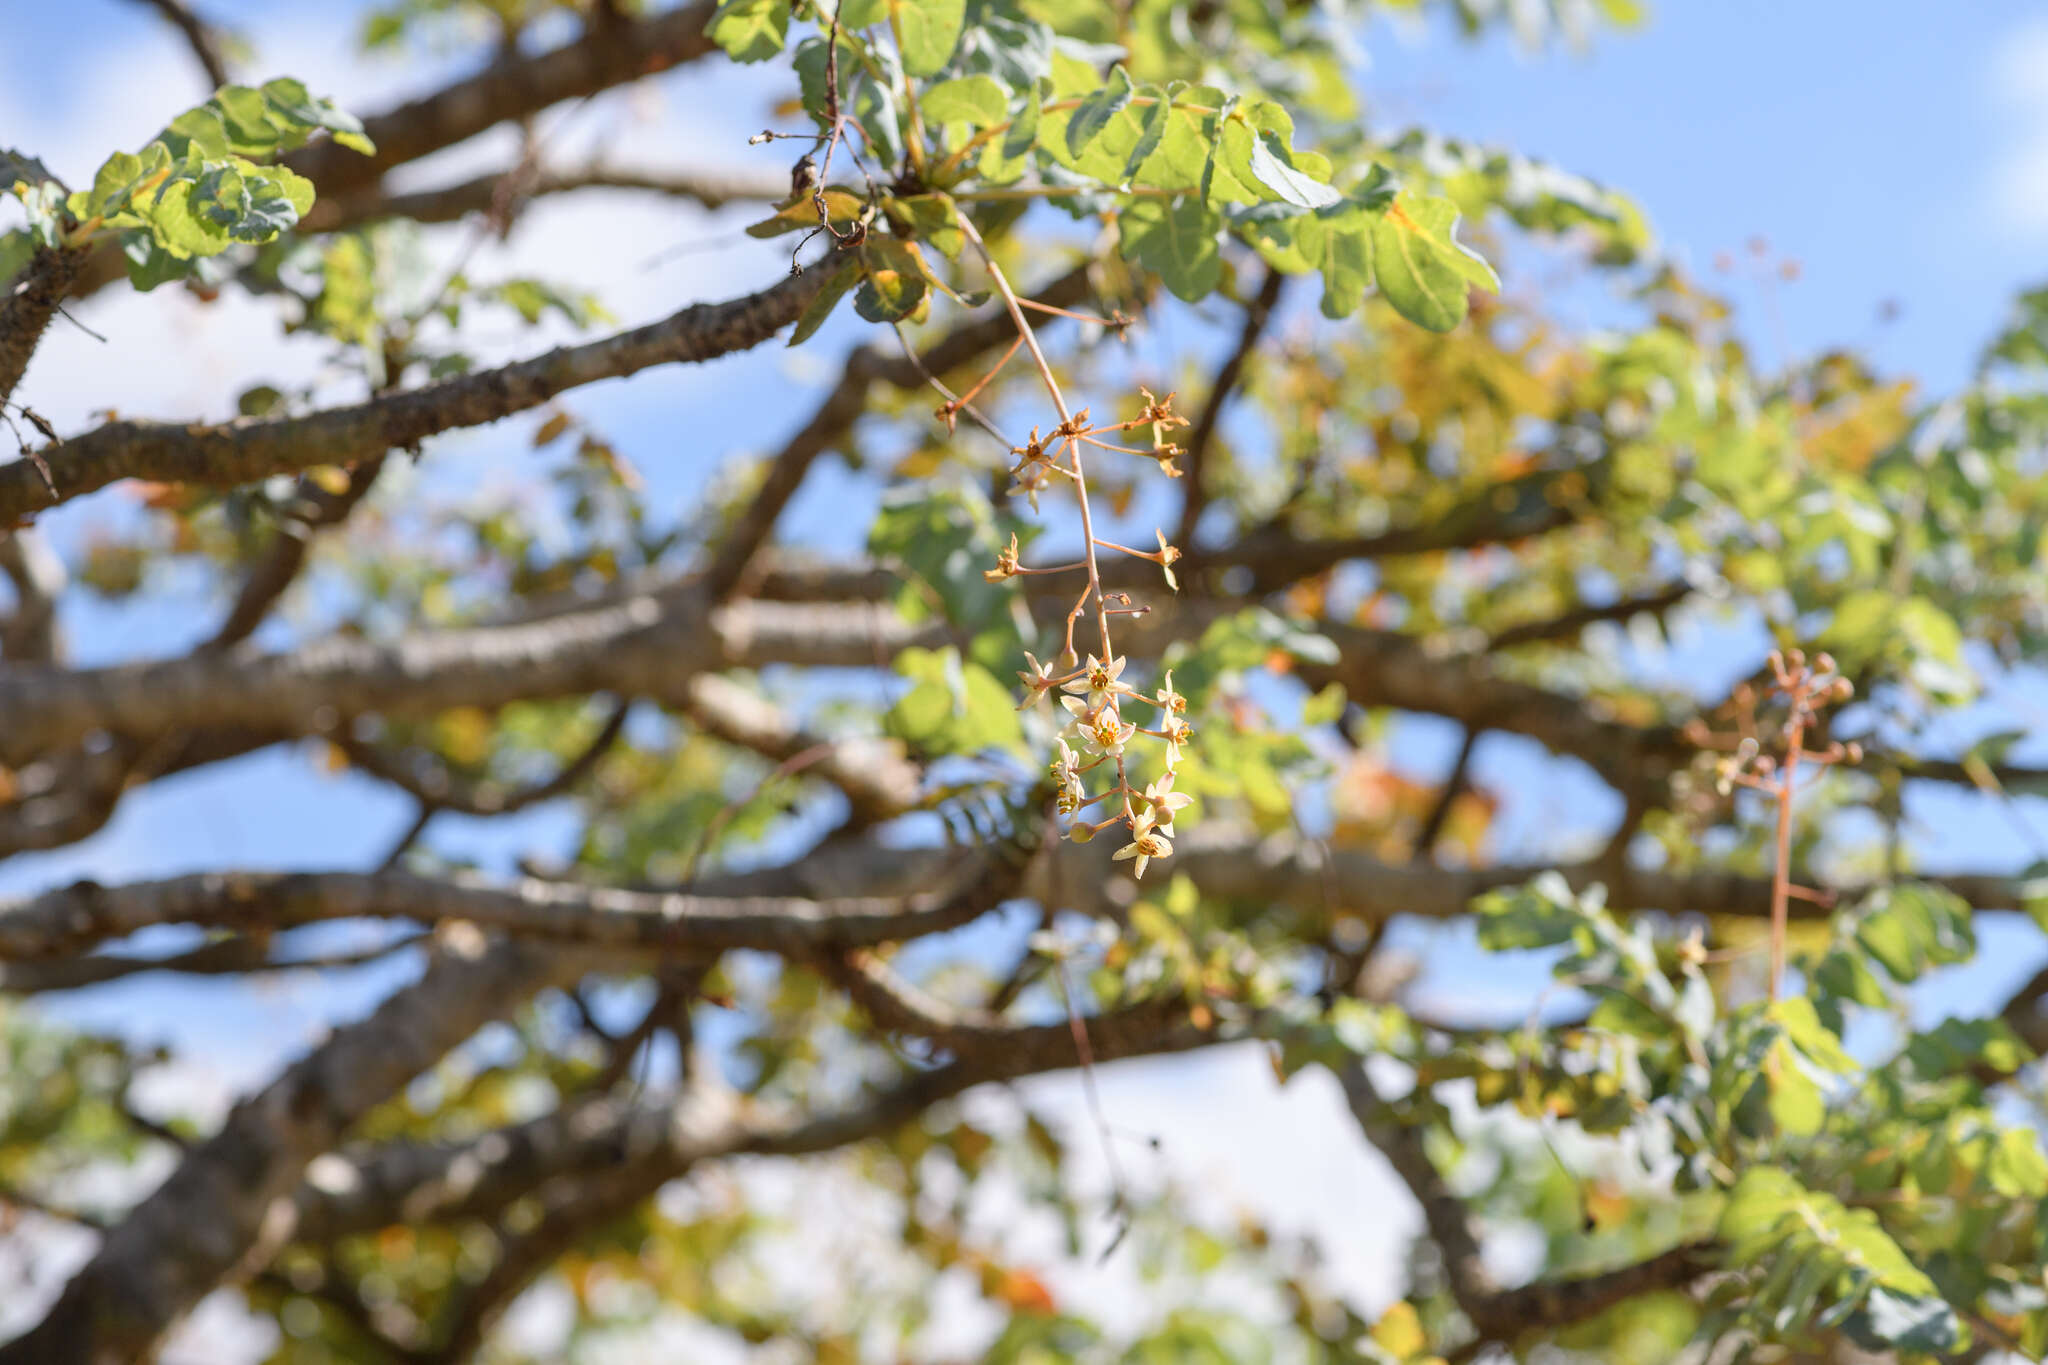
left=1769, top=718, right=1804, bottom=1000
left=953, top=207, right=1113, bottom=662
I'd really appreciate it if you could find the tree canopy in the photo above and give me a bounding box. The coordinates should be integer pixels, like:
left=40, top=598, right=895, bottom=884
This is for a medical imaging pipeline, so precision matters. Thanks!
left=3, top=1, right=2048, bottom=1362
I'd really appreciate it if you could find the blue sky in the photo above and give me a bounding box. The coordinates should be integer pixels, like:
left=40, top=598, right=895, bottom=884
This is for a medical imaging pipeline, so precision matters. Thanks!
left=5, top=1, right=2048, bottom=1351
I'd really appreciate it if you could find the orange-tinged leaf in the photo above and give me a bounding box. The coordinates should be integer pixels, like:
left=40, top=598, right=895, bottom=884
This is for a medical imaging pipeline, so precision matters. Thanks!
left=991, top=1267, right=1058, bottom=1316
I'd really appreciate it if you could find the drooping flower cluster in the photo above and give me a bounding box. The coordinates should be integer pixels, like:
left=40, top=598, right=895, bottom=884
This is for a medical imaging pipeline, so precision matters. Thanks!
left=976, top=381, right=1201, bottom=876
left=1026, top=655, right=1194, bottom=876
left=907, top=213, right=1197, bottom=879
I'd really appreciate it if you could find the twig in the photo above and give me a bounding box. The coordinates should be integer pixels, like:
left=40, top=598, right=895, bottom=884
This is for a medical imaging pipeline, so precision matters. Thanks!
left=1174, top=266, right=1286, bottom=546
left=124, top=0, right=232, bottom=90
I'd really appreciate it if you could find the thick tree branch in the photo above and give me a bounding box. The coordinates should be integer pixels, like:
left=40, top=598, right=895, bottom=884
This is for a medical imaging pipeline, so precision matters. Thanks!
left=284, top=2, right=716, bottom=203
left=16, top=823, right=2033, bottom=970
left=0, top=842, right=1036, bottom=963
left=66, top=2, right=722, bottom=301
left=300, top=164, right=795, bottom=234
left=0, top=937, right=578, bottom=1365
left=9, top=252, right=842, bottom=525
left=1, top=244, right=85, bottom=407
left=291, top=1007, right=1222, bottom=1245
left=0, top=929, right=421, bottom=993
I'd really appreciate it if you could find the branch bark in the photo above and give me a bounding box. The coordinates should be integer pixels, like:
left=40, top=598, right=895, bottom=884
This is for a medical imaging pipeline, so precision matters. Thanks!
left=9, top=252, right=843, bottom=525
left=0, top=937, right=578, bottom=1365
left=65, top=2, right=723, bottom=301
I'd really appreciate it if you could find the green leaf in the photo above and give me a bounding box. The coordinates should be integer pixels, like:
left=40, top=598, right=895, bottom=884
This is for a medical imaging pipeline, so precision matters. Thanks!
left=1122, top=92, right=1172, bottom=185
left=1763, top=1037, right=1826, bottom=1136
left=1767, top=996, right=1856, bottom=1073
left=1119, top=196, right=1221, bottom=303
left=867, top=480, right=1032, bottom=665
left=1852, top=882, right=1975, bottom=983
left=1065, top=64, right=1133, bottom=157
left=708, top=0, right=790, bottom=63
left=1986, top=1127, right=2048, bottom=1197
left=1319, top=217, right=1371, bottom=319
left=981, top=80, right=1042, bottom=183
left=119, top=229, right=189, bottom=291
left=788, top=261, right=860, bottom=346
left=1369, top=191, right=1496, bottom=332
left=145, top=178, right=232, bottom=257
left=1473, top=871, right=1585, bottom=952
left=851, top=241, right=933, bottom=325
left=884, top=646, right=1025, bottom=757
left=745, top=190, right=866, bottom=238
left=888, top=0, right=965, bottom=77
left=1846, top=1287, right=1965, bottom=1355
left=882, top=194, right=963, bottom=257
left=0, top=231, right=31, bottom=287
left=1244, top=132, right=1340, bottom=209
left=258, top=78, right=375, bottom=155
left=921, top=74, right=1007, bottom=127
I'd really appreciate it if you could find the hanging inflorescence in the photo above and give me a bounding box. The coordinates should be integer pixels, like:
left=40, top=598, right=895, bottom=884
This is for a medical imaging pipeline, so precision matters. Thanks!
left=1683, top=648, right=1861, bottom=998
left=880, top=205, right=1206, bottom=877
left=987, top=391, right=1195, bottom=877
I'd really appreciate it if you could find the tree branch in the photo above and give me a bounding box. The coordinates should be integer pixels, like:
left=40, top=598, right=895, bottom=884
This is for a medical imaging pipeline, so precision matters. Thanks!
left=1, top=244, right=85, bottom=407
left=66, top=1, right=723, bottom=301
left=0, top=936, right=580, bottom=1365
left=0, top=844, right=1037, bottom=964
left=9, top=250, right=844, bottom=525
left=300, top=164, right=796, bottom=235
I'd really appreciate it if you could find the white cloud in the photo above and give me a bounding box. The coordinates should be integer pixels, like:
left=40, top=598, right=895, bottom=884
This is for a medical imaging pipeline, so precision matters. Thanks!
left=1987, top=19, right=2048, bottom=239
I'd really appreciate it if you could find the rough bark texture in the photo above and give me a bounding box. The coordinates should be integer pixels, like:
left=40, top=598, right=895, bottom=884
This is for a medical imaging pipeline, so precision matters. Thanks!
left=0, top=939, right=576, bottom=1365
left=5, top=255, right=839, bottom=524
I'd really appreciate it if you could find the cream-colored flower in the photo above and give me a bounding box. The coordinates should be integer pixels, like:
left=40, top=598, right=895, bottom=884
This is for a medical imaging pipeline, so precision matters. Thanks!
left=1060, top=653, right=1132, bottom=713
left=1050, top=738, right=1084, bottom=814
left=1160, top=715, right=1194, bottom=767
left=1154, top=670, right=1186, bottom=717
left=1138, top=772, right=1193, bottom=837
left=1015, top=652, right=1057, bottom=711
left=1112, top=826, right=1173, bottom=879
left=1080, top=707, right=1136, bottom=759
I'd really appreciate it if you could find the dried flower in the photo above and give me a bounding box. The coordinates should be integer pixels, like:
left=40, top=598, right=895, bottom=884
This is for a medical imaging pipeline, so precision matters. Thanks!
left=1015, top=651, right=1058, bottom=710
left=1138, top=386, right=1188, bottom=448
left=1154, top=529, right=1181, bottom=592
left=984, top=532, right=1023, bottom=583
left=1159, top=715, right=1194, bottom=767
left=1008, top=429, right=1056, bottom=510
